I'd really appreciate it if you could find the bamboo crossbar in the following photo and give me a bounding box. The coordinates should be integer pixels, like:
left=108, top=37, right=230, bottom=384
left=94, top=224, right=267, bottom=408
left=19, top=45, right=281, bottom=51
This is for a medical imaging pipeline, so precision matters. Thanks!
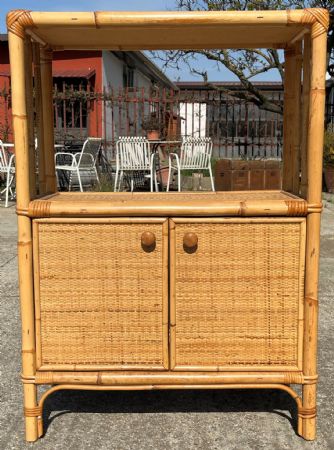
left=8, top=9, right=327, bottom=29
left=30, top=371, right=313, bottom=385
left=23, top=191, right=310, bottom=217
left=5, top=8, right=329, bottom=51
left=6, top=7, right=328, bottom=443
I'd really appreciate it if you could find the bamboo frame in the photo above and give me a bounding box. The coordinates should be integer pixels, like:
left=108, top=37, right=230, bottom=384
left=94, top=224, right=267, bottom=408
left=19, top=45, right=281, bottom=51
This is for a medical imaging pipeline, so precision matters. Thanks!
left=293, top=41, right=303, bottom=195
left=302, top=24, right=327, bottom=441
left=32, top=42, right=46, bottom=195
left=26, top=383, right=303, bottom=440
left=300, top=34, right=311, bottom=199
left=24, top=37, right=36, bottom=198
left=12, top=9, right=328, bottom=51
left=283, top=41, right=302, bottom=195
left=8, top=30, right=38, bottom=442
left=30, top=370, right=314, bottom=385
left=40, top=47, right=56, bottom=193
left=28, top=9, right=312, bottom=26
left=6, top=7, right=328, bottom=443
left=24, top=191, right=310, bottom=218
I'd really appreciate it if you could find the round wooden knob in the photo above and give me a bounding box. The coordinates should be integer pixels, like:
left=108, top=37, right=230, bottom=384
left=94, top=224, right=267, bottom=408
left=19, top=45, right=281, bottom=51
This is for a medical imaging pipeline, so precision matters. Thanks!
left=141, top=231, right=156, bottom=248
left=183, top=232, right=198, bottom=249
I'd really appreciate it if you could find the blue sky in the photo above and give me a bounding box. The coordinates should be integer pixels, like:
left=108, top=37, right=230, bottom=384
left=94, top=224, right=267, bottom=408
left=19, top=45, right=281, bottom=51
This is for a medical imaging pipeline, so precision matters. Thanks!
left=0, top=1, right=281, bottom=82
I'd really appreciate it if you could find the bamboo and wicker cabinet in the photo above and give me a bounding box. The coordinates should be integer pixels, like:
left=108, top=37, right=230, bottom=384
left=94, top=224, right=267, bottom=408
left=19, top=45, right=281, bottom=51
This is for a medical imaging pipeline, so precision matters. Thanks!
left=6, top=8, right=328, bottom=442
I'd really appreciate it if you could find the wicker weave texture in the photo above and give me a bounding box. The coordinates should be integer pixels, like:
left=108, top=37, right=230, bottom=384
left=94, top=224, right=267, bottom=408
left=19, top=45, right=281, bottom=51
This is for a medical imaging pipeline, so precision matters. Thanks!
left=172, top=220, right=305, bottom=368
left=37, top=191, right=297, bottom=203
left=35, top=221, right=167, bottom=368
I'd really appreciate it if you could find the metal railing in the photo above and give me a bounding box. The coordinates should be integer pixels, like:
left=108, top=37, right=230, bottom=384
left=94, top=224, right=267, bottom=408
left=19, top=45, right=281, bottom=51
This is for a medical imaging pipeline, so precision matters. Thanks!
left=0, top=85, right=286, bottom=160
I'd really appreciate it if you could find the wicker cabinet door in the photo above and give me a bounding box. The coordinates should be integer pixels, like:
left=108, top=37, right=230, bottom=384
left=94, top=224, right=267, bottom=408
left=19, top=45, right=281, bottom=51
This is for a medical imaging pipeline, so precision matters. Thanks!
left=33, top=218, right=168, bottom=370
left=170, top=218, right=306, bottom=371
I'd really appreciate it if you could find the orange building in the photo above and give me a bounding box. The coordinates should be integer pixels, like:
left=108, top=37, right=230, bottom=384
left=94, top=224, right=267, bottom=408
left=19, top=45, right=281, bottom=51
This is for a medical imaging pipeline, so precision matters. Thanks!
left=0, top=34, right=174, bottom=144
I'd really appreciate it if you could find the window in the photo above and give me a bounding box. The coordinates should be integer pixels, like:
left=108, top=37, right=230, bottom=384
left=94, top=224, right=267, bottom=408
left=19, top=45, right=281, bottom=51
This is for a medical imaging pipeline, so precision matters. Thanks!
left=123, top=65, right=134, bottom=88
left=53, top=77, right=91, bottom=137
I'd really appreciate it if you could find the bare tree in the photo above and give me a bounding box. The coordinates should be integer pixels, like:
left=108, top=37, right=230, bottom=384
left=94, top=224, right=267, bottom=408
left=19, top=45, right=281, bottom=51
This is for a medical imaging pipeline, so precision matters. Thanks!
left=152, top=0, right=334, bottom=114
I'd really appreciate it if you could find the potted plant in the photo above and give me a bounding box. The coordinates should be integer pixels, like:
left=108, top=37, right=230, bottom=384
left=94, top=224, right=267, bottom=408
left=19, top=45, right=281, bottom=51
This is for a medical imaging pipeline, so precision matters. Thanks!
left=324, top=127, right=334, bottom=193
left=141, top=114, right=163, bottom=140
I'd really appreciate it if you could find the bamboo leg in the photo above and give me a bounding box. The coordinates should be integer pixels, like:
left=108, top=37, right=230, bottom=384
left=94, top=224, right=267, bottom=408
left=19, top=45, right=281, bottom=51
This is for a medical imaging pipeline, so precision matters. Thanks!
left=8, top=31, right=38, bottom=442
left=32, top=43, right=46, bottom=195
left=302, top=27, right=327, bottom=441
left=40, top=47, right=56, bottom=193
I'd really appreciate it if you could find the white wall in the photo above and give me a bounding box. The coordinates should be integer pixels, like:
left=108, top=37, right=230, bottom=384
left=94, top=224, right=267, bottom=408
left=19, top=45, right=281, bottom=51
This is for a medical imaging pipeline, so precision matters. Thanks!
left=102, top=51, right=124, bottom=144
left=136, top=70, right=152, bottom=91
left=180, top=102, right=207, bottom=138
left=102, top=51, right=123, bottom=90
left=102, top=51, right=157, bottom=145
left=103, top=51, right=153, bottom=91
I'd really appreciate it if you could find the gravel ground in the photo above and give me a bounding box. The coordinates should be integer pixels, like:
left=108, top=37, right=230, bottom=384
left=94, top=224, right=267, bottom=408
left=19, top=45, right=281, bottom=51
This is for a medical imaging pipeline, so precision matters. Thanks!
left=0, top=201, right=333, bottom=450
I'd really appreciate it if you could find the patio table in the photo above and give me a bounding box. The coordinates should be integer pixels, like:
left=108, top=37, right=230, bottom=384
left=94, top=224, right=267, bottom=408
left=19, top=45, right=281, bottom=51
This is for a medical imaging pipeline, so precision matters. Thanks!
left=148, top=140, right=182, bottom=190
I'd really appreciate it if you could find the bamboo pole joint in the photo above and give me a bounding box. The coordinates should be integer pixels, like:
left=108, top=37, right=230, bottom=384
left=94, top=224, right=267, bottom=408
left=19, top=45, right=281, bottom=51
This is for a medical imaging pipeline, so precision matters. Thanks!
left=24, top=406, right=42, bottom=418
left=94, top=12, right=102, bottom=29
left=16, top=207, right=30, bottom=217
left=303, top=374, right=319, bottom=385
left=307, top=203, right=322, bottom=213
left=305, top=296, right=318, bottom=307
left=6, top=10, right=34, bottom=39
left=285, top=200, right=308, bottom=216
left=21, top=374, right=37, bottom=384
left=300, top=8, right=329, bottom=38
left=298, top=406, right=317, bottom=419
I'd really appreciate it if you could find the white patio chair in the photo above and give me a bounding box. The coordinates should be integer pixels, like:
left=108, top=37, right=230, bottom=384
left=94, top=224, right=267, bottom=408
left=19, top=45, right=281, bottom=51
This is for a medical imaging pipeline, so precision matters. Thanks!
left=166, top=137, right=215, bottom=192
left=0, top=140, right=15, bottom=207
left=114, top=137, right=158, bottom=192
left=55, top=137, right=102, bottom=191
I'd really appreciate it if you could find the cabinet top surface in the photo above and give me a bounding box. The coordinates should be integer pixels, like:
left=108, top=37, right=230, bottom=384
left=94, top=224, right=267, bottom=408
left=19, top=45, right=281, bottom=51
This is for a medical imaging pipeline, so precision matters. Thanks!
left=24, top=190, right=312, bottom=218
left=41, top=190, right=297, bottom=202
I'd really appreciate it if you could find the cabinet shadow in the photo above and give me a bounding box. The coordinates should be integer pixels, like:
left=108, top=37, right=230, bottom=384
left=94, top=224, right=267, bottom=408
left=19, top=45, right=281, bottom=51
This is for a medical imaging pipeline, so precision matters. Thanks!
left=42, top=388, right=298, bottom=436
